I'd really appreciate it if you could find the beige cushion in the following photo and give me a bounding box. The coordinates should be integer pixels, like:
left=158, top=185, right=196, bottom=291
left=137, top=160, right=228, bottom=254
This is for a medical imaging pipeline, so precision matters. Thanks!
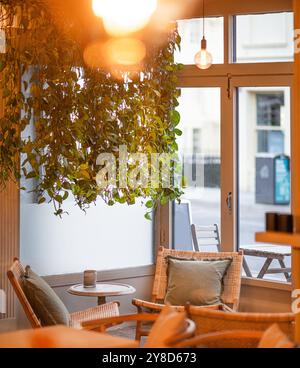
left=258, top=324, right=295, bottom=348
left=22, top=266, right=70, bottom=326
left=144, top=305, right=187, bottom=348
left=165, top=257, right=232, bottom=306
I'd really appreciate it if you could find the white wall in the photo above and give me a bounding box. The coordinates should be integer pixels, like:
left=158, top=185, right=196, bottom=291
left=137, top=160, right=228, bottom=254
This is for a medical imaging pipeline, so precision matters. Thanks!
left=20, top=198, right=153, bottom=276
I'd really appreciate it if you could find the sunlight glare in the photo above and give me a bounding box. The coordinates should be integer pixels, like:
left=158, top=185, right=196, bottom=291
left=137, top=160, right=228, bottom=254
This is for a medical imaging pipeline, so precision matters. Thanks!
left=92, top=0, right=157, bottom=36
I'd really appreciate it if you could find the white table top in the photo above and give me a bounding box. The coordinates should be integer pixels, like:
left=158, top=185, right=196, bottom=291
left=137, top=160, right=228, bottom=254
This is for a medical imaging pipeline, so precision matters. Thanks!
left=240, top=244, right=291, bottom=255
left=68, top=282, right=136, bottom=297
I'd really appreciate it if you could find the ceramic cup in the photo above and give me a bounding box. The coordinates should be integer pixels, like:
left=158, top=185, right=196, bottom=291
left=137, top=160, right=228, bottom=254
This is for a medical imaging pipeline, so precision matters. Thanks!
left=277, top=214, right=294, bottom=233
left=265, top=212, right=279, bottom=231
left=83, top=270, right=97, bottom=288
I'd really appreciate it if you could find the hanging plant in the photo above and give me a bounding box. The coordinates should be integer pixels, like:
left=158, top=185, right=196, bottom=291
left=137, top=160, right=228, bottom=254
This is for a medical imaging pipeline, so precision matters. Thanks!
left=0, top=0, right=183, bottom=217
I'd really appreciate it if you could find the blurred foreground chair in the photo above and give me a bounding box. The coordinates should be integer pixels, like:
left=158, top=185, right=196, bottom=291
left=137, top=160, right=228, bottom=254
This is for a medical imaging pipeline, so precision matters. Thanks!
left=7, top=258, right=119, bottom=330
left=175, top=324, right=296, bottom=348
left=132, top=247, right=243, bottom=340
left=185, top=304, right=295, bottom=339
left=0, top=325, right=139, bottom=348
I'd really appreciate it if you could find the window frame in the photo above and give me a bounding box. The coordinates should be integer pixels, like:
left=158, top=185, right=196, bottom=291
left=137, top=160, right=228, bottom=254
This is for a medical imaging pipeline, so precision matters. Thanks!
left=158, top=0, right=294, bottom=288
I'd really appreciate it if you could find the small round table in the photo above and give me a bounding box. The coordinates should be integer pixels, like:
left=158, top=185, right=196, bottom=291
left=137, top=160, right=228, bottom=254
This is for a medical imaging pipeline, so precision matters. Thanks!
left=67, top=283, right=136, bottom=305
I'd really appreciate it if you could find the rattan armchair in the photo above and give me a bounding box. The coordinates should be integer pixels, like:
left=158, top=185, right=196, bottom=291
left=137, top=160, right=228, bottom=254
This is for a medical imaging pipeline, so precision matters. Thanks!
left=132, top=247, right=243, bottom=340
left=7, top=258, right=119, bottom=330
left=185, top=304, right=295, bottom=338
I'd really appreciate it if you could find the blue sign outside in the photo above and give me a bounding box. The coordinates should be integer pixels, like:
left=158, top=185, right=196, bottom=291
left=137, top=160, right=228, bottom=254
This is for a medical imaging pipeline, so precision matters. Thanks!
left=275, top=155, right=290, bottom=205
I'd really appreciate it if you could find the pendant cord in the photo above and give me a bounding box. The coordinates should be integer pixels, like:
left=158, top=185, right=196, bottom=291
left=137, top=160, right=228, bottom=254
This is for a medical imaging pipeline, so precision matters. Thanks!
left=202, top=0, right=205, bottom=39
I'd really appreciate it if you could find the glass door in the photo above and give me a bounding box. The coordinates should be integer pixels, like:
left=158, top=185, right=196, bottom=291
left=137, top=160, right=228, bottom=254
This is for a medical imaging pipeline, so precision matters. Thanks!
left=237, top=86, right=292, bottom=281
left=173, top=87, right=222, bottom=251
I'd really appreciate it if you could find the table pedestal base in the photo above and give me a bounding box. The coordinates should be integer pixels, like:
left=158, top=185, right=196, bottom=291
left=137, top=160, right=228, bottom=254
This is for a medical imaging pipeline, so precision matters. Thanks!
left=98, top=296, right=107, bottom=305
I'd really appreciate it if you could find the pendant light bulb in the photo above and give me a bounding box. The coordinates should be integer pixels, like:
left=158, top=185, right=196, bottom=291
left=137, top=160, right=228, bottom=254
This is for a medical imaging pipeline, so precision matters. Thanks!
left=195, top=0, right=213, bottom=70
left=194, top=37, right=213, bottom=70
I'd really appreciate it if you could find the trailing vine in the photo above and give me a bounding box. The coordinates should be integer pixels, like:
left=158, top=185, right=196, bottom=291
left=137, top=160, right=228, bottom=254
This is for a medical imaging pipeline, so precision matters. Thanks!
left=0, top=0, right=183, bottom=217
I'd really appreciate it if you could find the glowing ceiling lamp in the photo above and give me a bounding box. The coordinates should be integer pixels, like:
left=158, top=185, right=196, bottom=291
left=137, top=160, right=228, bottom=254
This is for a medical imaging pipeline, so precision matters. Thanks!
left=92, top=0, right=106, bottom=17
left=92, top=0, right=157, bottom=36
left=194, top=0, right=213, bottom=70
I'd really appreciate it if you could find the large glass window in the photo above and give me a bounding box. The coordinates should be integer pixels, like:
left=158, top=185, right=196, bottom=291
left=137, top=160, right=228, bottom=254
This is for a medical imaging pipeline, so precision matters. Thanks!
left=175, top=17, right=224, bottom=65
left=20, top=196, right=153, bottom=276
left=257, top=94, right=284, bottom=127
left=238, top=87, right=291, bottom=281
left=256, top=92, right=286, bottom=154
left=235, top=12, right=294, bottom=63
left=19, top=69, right=154, bottom=276
left=173, top=88, right=221, bottom=251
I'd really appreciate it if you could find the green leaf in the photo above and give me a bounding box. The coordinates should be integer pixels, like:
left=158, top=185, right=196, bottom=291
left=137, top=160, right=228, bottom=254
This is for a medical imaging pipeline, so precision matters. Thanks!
left=62, top=182, right=71, bottom=190
left=54, top=195, right=63, bottom=204
left=171, top=141, right=179, bottom=151
left=170, top=110, right=181, bottom=126
left=38, top=197, right=46, bottom=204
left=174, top=128, right=182, bottom=136
left=63, top=191, right=69, bottom=200
left=26, top=171, right=37, bottom=179
left=145, top=200, right=154, bottom=209
left=144, top=212, right=152, bottom=221
left=55, top=209, right=63, bottom=216
left=118, top=196, right=127, bottom=204
left=161, top=196, right=169, bottom=206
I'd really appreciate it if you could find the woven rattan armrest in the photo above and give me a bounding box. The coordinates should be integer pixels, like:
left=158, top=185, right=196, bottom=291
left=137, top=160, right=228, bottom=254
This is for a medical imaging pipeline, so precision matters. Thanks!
left=132, top=298, right=185, bottom=312
left=81, top=313, right=160, bottom=330
left=133, top=299, right=229, bottom=312
left=70, top=301, right=120, bottom=330
left=132, top=298, right=163, bottom=310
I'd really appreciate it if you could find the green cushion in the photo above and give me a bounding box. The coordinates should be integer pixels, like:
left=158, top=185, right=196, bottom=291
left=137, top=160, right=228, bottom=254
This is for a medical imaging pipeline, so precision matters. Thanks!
left=164, top=257, right=232, bottom=306
left=22, top=266, right=70, bottom=326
